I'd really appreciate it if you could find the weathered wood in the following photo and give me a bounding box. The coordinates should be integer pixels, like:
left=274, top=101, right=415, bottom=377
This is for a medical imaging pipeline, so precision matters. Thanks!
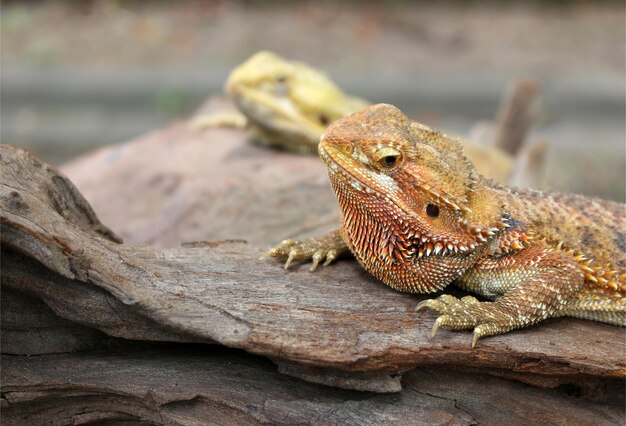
left=60, top=118, right=338, bottom=248
left=491, top=79, right=539, bottom=155
left=2, top=346, right=623, bottom=426
left=2, top=250, right=206, bottom=349
left=1, top=286, right=115, bottom=355
left=2, top=144, right=625, bottom=396
left=510, top=139, right=549, bottom=189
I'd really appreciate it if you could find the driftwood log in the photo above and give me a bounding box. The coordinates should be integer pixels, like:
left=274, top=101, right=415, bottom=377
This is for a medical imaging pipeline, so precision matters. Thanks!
left=2, top=131, right=624, bottom=423
left=3, top=346, right=624, bottom=425
left=491, top=79, right=539, bottom=156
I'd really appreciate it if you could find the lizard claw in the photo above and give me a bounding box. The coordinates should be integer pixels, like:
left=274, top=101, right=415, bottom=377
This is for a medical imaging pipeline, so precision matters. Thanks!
left=258, top=248, right=275, bottom=261
left=263, top=230, right=348, bottom=271
left=415, top=299, right=433, bottom=312
left=431, top=316, right=447, bottom=338
left=471, top=324, right=489, bottom=348
left=471, top=329, right=481, bottom=348
left=417, top=295, right=519, bottom=347
left=284, top=250, right=297, bottom=269
left=260, top=239, right=296, bottom=261
left=323, top=249, right=338, bottom=266
left=310, top=250, right=325, bottom=272
left=471, top=323, right=499, bottom=348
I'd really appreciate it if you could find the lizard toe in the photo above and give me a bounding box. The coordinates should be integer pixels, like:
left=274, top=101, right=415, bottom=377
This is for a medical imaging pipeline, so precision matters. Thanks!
left=309, top=249, right=325, bottom=272
left=460, top=295, right=480, bottom=305
left=471, top=323, right=500, bottom=348
left=323, top=249, right=338, bottom=266
left=265, top=230, right=349, bottom=271
left=438, top=294, right=460, bottom=306
left=431, top=316, right=448, bottom=337
left=416, top=296, right=465, bottom=316
left=415, top=299, right=442, bottom=313
left=284, top=250, right=297, bottom=269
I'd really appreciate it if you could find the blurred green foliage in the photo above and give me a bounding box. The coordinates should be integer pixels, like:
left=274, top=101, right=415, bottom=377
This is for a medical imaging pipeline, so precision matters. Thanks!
left=151, top=89, right=185, bottom=117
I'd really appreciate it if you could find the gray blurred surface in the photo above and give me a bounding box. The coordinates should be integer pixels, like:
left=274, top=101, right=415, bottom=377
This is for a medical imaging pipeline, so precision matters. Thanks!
left=1, top=1, right=624, bottom=200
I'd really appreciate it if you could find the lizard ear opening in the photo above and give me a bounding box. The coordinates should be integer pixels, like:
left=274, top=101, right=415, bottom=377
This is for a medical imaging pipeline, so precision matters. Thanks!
left=426, top=203, right=440, bottom=218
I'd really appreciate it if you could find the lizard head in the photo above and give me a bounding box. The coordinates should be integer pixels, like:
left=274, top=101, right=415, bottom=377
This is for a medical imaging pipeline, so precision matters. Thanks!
left=225, top=51, right=369, bottom=153
left=319, top=104, right=505, bottom=293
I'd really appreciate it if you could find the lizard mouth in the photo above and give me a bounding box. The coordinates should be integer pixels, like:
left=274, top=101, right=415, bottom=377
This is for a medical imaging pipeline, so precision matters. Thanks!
left=319, top=141, right=477, bottom=260
left=226, top=81, right=324, bottom=140
left=319, top=141, right=412, bottom=217
left=319, top=142, right=386, bottom=197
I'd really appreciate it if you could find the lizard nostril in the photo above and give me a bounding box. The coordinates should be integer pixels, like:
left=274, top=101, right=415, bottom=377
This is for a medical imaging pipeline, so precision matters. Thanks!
left=319, top=137, right=353, bottom=158
left=342, top=144, right=354, bottom=156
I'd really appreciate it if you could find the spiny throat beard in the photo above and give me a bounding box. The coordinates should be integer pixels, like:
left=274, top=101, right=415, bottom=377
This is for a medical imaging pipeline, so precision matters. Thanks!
left=329, top=173, right=480, bottom=294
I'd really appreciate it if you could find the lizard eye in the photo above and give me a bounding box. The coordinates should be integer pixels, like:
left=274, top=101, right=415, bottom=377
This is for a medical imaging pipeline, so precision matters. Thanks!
left=376, top=147, right=402, bottom=169
left=426, top=204, right=440, bottom=218
left=381, top=155, right=398, bottom=167
left=275, top=76, right=289, bottom=97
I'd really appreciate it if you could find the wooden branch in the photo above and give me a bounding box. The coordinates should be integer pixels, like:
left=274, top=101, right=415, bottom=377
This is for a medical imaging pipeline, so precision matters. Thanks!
left=491, top=79, right=539, bottom=155
left=2, top=144, right=625, bottom=396
left=2, top=347, right=623, bottom=425
left=509, top=139, right=549, bottom=189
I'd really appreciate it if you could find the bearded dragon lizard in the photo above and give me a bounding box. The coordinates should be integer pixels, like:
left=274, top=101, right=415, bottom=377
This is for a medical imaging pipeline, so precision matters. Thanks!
left=265, top=103, right=625, bottom=346
left=193, top=50, right=369, bottom=154
left=193, top=51, right=518, bottom=184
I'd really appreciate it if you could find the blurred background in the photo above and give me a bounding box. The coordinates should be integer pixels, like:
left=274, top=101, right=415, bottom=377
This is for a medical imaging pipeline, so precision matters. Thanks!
left=1, top=0, right=624, bottom=200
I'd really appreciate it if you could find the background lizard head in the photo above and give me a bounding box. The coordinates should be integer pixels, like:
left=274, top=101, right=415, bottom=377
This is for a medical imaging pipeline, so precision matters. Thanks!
left=319, top=103, right=505, bottom=293
left=225, top=51, right=369, bottom=152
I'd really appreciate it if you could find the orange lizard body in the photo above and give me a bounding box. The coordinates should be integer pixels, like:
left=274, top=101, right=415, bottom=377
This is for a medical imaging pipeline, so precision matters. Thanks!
left=266, top=104, right=625, bottom=345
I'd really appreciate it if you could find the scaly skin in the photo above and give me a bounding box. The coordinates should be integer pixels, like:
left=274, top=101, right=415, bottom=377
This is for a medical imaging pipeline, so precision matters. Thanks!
left=266, top=104, right=625, bottom=346
left=193, top=51, right=517, bottom=184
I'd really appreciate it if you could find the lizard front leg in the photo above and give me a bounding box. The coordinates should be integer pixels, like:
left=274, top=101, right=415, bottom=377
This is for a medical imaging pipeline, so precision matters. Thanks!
left=261, top=228, right=351, bottom=271
left=416, top=245, right=585, bottom=347
left=189, top=111, right=248, bottom=131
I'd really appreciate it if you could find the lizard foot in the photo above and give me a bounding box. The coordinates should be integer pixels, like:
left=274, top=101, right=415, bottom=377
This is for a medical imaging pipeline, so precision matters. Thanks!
left=416, top=295, right=516, bottom=347
left=189, top=111, right=248, bottom=131
left=260, top=229, right=350, bottom=272
left=260, top=239, right=339, bottom=272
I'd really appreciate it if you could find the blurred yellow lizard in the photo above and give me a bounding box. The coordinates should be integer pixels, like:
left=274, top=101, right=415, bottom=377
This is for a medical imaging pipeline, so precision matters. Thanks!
left=193, top=50, right=516, bottom=184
